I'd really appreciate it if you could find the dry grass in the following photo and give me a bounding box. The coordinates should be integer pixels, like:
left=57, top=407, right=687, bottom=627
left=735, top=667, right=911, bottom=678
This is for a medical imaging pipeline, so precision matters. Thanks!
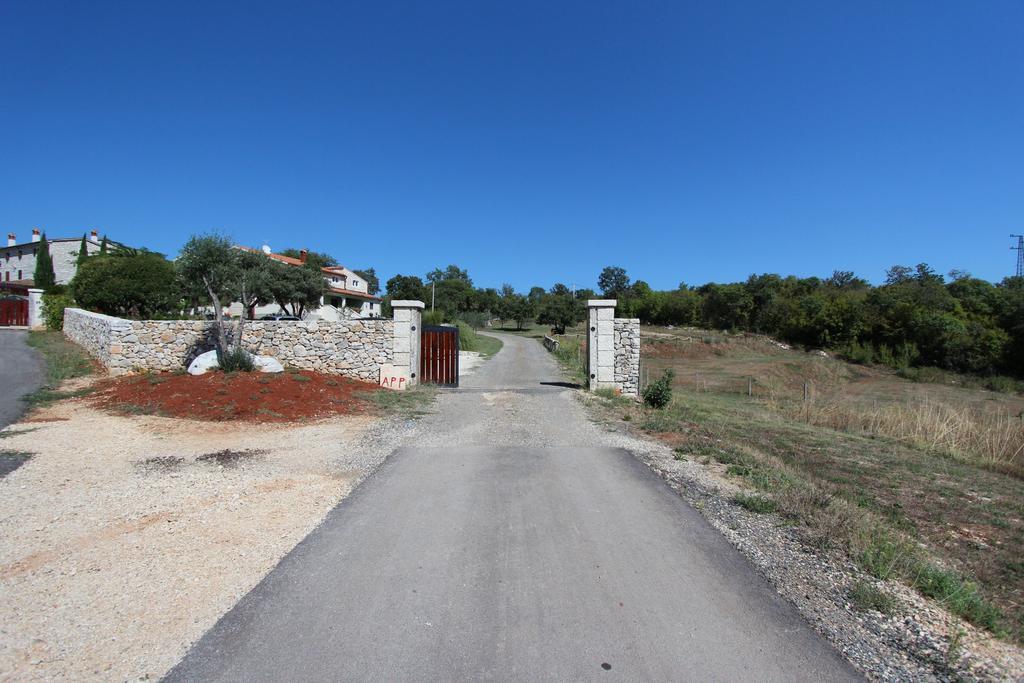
left=788, top=398, right=1024, bottom=477
left=615, top=326, right=1024, bottom=642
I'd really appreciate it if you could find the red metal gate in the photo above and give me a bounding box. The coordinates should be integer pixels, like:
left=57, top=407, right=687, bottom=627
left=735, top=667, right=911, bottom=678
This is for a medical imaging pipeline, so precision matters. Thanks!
left=0, top=285, right=29, bottom=327
left=420, top=325, right=460, bottom=387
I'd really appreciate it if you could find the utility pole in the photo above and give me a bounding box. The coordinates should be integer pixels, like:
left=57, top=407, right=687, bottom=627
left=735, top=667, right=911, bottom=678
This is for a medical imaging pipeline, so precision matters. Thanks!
left=1012, top=235, right=1024, bottom=278
left=431, top=281, right=435, bottom=311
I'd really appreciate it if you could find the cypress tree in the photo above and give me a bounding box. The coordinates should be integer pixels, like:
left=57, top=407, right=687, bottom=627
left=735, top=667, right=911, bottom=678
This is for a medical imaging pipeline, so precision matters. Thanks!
left=76, top=234, right=89, bottom=266
left=34, top=234, right=56, bottom=290
left=99, top=235, right=109, bottom=255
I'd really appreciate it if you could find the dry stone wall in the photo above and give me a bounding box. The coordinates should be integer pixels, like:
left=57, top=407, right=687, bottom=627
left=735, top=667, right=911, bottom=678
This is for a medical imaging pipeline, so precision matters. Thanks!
left=63, top=308, right=394, bottom=382
left=613, top=318, right=641, bottom=397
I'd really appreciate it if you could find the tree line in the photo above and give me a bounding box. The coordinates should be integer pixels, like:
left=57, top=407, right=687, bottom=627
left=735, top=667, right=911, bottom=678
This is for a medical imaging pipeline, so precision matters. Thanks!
left=383, top=264, right=1024, bottom=379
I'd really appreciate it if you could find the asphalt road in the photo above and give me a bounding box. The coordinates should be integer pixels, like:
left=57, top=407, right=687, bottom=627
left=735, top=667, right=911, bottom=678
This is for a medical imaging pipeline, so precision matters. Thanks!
left=0, top=330, right=43, bottom=429
left=166, top=333, right=859, bottom=682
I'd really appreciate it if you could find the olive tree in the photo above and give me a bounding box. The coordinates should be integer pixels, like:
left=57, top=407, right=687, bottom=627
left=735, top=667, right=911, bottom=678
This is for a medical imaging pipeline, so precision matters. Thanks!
left=176, top=235, right=273, bottom=355
left=268, top=260, right=323, bottom=317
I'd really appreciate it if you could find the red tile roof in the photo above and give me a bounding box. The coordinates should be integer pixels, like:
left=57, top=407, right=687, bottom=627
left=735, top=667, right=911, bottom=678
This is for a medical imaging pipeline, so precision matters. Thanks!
left=325, top=286, right=381, bottom=302
left=235, top=245, right=306, bottom=266
left=236, top=246, right=380, bottom=300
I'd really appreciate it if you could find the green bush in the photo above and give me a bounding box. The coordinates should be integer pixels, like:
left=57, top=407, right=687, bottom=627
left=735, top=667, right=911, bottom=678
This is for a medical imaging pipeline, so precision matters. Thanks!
left=734, top=493, right=778, bottom=514
left=456, top=311, right=490, bottom=329
left=983, top=375, right=1023, bottom=394
left=41, top=292, right=74, bottom=330
left=422, top=309, right=445, bottom=326
left=849, top=581, right=899, bottom=615
left=72, top=253, right=180, bottom=319
left=642, top=369, right=675, bottom=408
left=217, top=347, right=255, bottom=372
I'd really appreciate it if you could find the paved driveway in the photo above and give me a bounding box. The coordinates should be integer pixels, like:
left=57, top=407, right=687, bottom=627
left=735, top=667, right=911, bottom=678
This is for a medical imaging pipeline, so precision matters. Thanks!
left=166, top=333, right=859, bottom=681
left=0, top=330, right=43, bottom=429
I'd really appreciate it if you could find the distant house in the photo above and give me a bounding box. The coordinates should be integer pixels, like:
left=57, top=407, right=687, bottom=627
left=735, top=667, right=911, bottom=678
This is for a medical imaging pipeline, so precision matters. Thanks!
left=230, top=246, right=382, bottom=319
left=2, top=229, right=104, bottom=286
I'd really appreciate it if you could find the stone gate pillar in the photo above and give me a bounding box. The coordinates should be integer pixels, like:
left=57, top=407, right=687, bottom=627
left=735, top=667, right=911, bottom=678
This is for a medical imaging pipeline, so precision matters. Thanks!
left=587, top=299, right=616, bottom=391
left=27, top=288, right=45, bottom=329
left=391, top=300, right=424, bottom=386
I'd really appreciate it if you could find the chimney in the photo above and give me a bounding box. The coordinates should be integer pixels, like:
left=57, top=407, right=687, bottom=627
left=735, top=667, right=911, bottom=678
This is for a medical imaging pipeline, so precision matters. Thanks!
left=31, top=228, right=41, bottom=243
left=7, top=233, right=14, bottom=247
left=299, top=249, right=308, bottom=264
left=90, top=229, right=98, bottom=241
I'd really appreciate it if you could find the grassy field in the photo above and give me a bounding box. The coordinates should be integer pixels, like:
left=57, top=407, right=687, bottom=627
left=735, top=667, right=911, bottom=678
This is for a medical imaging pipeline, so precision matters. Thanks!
left=23, top=331, right=96, bottom=406
left=587, top=326, right=1024, bottom=642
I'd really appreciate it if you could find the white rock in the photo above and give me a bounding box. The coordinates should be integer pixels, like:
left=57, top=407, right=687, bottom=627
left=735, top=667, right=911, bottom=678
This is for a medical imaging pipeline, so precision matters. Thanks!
left=254, top=356, right=284, bottom=373
left=187, top=350, right=220, bottom=375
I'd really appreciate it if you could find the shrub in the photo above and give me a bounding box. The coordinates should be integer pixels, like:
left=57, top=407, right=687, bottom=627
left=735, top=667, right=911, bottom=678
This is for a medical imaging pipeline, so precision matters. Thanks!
left=456, top=311, right=490, bottom=329
left=734, top=493, right=778, bottom=514
left=422, top=309, right=445, bottom=326
left=217, top=347, right=255, bottom=372
left=849, top=581, right=899, bottom=615
left=41, top=292, right=74, bottom=330
left=642, top=369, right=675, bottom=408
left=72, top=253, right=180, bottom=318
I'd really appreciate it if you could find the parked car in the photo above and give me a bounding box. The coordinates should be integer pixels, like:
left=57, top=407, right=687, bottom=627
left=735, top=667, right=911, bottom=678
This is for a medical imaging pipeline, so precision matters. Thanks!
left=260, top=314, right=300, bottom=321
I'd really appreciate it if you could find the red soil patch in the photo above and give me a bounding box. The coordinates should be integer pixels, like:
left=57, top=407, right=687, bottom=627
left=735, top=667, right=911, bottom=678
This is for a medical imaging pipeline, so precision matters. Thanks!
left=91, top=371, right=381, bottom=422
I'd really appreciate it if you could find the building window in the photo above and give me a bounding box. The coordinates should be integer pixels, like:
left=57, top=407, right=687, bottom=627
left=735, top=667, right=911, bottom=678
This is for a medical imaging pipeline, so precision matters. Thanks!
left=352, top=279, right=359, bottom=287
left=18, top=270, right=22, bottom=280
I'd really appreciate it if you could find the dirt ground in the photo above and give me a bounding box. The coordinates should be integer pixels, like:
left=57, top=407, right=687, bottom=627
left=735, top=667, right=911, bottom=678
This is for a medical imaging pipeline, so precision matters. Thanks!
left=0, top=393, right=394, bottom=681
left=92, top=370, right=380, bottom=422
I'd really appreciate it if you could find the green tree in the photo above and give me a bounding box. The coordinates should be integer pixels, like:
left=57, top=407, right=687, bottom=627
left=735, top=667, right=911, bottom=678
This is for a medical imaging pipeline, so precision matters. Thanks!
left=471, top=287, right=501, bottom=315
left=72, top=253, right=180, bottom=318
left=426, top=265, right=472, bottom=285
left=536, top=294, right=583, bottom=334
left=433, top=279, right=475, bottom=317
left=385, top=274, right=426, bottom=302
left=280, top=248, right=337, bottom=271
left=550, top=283, right=571, bottom=296
left=99, top=235, right=109, bottom=255
left=510, top=295, right=536, bottom=330
left=354, top=267, right=380, bottom=295
left=33, top=234, right=57, bottom=290
left=268, top=261, right=324, bottom=317
left=177, top=235, right=273, bottom=355
left=76, top=234, right=89, bottom=266
left=598, top=266, right=630, bottom=297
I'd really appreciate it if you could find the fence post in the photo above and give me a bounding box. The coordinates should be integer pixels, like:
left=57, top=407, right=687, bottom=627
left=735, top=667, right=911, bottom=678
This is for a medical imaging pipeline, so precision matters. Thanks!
left=748, top=377, right=753, bottom=397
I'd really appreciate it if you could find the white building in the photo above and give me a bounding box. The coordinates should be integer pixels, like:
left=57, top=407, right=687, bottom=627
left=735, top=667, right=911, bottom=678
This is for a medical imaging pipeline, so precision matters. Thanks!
left=2, top=229, right=104, bottom=286
left=230, top=246, right=381, bottom=319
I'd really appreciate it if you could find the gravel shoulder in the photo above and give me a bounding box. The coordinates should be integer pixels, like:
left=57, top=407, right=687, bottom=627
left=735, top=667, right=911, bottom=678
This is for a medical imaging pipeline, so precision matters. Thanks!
left=577, top=389, right=1024, bottom=681
left=0, top=389, right=418, bottom=681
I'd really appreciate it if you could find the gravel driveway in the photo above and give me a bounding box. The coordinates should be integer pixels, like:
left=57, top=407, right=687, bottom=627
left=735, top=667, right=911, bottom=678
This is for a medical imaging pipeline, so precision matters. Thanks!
left=0, top=398, right=413, bottom=681
left=167, top=333, right=858, bottom=681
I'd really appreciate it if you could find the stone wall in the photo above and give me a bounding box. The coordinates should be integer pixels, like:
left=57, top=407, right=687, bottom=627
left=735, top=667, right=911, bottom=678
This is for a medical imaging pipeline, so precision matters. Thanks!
left=63, top=308, right=395, bottom=382
left=613, top=318, right=640, bottom=397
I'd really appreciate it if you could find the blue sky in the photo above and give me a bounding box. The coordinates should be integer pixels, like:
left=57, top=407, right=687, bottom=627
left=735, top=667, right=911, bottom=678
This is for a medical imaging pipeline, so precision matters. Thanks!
left=1, top=1, right=1022, bottom=291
